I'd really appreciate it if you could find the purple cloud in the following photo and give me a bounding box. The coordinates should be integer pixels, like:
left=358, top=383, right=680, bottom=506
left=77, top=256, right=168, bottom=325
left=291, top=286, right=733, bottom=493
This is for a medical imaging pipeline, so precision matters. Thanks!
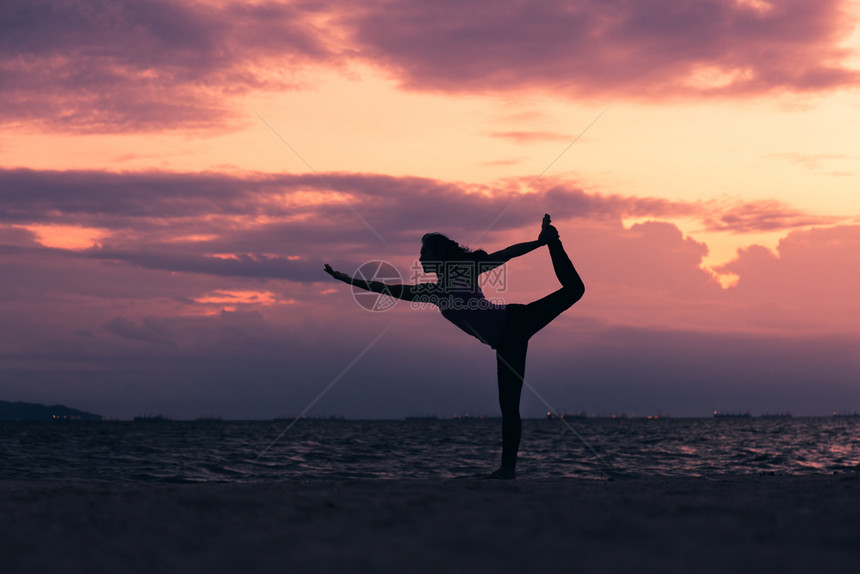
left=3, top=1, right=857, bottom=135
left=103, top=316, right=177, bottom=346
left=348, top=0, right=858, bottom=98
left=88, top=249, right=324, bottom=282
left=702, top=200, right=842, bottom=233
left=0, top=167, right=844, bottom=284
left=1, top=167, right=686, bottom=235
left=0, top=0, right=336, bottom=132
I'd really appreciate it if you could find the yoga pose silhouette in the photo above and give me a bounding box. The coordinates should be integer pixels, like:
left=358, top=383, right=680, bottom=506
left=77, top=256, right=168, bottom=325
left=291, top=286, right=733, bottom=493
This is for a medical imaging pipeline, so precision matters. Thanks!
left=324, top=214, right=585, bottom=478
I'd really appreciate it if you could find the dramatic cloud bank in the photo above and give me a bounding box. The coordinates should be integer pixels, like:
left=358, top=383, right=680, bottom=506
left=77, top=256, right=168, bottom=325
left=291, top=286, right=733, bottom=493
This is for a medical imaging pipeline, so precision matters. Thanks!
left=1, top=167, right=850, bottom=298
left=0, top=167, right=837, bottom=239
left=351, top=0, right=858, bottom=97
left=717, top=225, right=860, bottom=331
left=0, top=0, right=337, bottom=131
left=3, top=0, right=857, bottom=133
left=2, top=166, right=859, bottom=417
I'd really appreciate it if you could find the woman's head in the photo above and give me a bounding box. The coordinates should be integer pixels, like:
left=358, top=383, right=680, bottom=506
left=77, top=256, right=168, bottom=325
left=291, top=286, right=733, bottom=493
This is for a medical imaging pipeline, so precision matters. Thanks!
left=420, top=233, right=486, bottom=274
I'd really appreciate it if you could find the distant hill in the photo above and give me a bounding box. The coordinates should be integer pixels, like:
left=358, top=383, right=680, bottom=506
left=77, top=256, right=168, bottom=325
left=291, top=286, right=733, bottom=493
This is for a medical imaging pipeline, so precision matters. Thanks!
left=0, top=400, right=104, bottom=421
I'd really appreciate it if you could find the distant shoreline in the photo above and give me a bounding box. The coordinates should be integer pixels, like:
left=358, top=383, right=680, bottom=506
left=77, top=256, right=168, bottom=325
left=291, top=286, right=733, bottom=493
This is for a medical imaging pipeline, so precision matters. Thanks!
left=3, top=413, right=859, bottom=422
left=0, top=400, right=103, bottom=422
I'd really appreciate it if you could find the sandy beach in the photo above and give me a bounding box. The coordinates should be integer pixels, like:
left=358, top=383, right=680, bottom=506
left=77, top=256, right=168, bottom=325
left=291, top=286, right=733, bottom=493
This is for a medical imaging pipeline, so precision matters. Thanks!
left=3, top=475, right=858, bottom=573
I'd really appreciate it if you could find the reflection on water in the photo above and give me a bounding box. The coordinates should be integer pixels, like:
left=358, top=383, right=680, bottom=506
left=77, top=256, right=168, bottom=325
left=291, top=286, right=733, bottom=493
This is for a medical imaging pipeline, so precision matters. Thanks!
left=1, top=417, right=859, bottom=482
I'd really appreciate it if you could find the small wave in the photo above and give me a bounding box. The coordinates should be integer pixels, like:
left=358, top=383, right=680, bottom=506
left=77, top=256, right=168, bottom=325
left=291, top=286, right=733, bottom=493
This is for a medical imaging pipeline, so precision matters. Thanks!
left=2, top=418, right=859, bottom=482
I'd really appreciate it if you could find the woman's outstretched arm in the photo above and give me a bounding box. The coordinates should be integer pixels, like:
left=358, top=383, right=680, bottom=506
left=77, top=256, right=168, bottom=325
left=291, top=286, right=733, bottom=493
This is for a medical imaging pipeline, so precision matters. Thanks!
left=323, top=264, right=422, bottom=301
left=482, top=214, right=559, bottom=272
left=481, top=239, right=547, bottom=273
left=486, top=240, right=545, bottom=263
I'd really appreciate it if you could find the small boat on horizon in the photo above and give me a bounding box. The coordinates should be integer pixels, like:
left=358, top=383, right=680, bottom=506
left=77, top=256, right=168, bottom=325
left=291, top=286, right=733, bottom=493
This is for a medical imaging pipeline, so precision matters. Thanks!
left=713, top=411, right=751, bottom=418
left=133, top=414, right=170, bottom=422
left=546, top=411, right=588, bottom=420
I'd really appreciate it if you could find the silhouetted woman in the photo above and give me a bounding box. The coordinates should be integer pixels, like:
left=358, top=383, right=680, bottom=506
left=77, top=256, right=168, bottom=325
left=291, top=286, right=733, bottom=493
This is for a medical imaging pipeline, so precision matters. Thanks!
left=324, top=214, right=584, bottom=478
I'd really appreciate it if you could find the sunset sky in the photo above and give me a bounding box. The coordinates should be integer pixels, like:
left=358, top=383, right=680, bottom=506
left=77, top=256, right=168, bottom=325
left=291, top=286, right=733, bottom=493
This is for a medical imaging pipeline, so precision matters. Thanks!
left=2, top=0, right=860, bottom=419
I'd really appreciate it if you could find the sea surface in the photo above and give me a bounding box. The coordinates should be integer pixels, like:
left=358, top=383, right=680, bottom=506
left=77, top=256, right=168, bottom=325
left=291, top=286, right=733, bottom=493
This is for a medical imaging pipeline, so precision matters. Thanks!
left=2, top=417, right=859, bottom=482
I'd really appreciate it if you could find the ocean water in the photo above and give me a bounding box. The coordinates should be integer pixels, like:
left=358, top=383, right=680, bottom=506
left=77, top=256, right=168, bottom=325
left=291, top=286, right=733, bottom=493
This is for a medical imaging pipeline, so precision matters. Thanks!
left=1, top=417, right=859, bottom=482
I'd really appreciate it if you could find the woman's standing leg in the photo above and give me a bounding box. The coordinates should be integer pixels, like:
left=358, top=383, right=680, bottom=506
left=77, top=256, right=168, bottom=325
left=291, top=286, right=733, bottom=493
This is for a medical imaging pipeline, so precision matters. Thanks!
left=492, top=337, right=528, bottom=478
left=485, top=216, right=585, bottom=478
left=487, top=219, right=585, bottom=478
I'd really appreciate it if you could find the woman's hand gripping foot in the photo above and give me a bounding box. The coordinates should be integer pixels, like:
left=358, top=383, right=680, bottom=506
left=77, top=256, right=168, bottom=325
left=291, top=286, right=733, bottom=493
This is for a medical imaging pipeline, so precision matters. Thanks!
left=538, top=213, right=560, bottom=246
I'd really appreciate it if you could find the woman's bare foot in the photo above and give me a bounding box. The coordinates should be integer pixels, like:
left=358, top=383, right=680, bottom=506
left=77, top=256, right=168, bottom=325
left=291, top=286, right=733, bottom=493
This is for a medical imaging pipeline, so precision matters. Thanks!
left=484, top=464, right=516, bottom=480
left=539, top=213, right=560, bottom=245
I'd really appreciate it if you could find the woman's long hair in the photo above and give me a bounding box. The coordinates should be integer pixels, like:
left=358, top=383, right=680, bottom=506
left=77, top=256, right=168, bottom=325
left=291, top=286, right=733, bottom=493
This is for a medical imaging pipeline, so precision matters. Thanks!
left=421, top=232, right=488, bottom=263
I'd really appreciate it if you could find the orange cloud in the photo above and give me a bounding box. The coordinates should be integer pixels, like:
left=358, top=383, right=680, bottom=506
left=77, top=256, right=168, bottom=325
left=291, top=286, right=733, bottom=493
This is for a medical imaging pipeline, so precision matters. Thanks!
left=24, top=224, right=107, bottom=250
left=486, top=131, right=572, bottom=144
left=193, top=290, right=282, bottom=306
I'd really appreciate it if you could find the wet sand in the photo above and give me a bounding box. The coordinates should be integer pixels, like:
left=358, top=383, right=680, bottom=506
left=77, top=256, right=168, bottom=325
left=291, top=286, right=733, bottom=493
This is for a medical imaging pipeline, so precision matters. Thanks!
left=3, top=475, right=859, bottom=573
